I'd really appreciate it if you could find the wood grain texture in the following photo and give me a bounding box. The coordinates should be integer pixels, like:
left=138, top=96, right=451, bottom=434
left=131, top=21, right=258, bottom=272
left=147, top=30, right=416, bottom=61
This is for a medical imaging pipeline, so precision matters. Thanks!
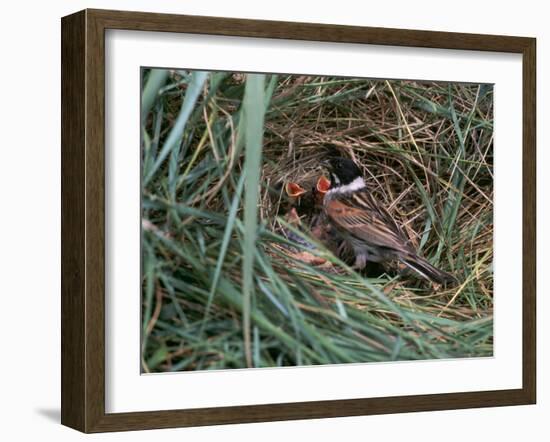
left=61, top=10, right=86, bottom=431
left=90, top=389, right=530, bottom=432
left=60, top=8, right=537, bottom=433
left=89, top=8, right=532, bottom=53
left=85, top=10, right=108, bottom=432
left=522, top=38, right=537, bottom=404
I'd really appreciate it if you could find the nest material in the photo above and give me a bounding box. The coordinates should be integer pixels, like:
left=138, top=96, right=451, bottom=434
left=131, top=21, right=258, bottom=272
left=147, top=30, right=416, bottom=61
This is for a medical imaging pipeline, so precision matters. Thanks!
left=140, top=71, right=494, bottom=372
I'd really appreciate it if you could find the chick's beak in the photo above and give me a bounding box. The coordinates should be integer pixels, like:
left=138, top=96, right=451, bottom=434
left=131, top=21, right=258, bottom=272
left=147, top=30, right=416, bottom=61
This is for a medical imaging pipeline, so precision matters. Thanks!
left=314, top=175, right=331, bottom=204
left=316, top=175, right=331, bottom=194
left=285, top=182, right=306, bottom=198
left=284, top=207, right=302, bottom=225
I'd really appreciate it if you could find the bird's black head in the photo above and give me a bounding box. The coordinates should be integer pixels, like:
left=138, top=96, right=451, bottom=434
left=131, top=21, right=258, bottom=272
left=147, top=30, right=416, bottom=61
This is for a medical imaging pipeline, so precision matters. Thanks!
left=326, top=157, right=363, bottom=186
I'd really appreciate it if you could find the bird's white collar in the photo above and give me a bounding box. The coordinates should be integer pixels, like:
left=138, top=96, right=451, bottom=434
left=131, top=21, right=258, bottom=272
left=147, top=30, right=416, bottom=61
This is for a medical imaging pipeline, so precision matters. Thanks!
left=327, top=177, right=366, bottom=195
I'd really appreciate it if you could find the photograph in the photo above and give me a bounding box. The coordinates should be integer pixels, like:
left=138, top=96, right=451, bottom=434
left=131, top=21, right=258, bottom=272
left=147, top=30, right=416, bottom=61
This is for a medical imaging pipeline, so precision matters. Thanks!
left=140, top=68, right=494, bottom=373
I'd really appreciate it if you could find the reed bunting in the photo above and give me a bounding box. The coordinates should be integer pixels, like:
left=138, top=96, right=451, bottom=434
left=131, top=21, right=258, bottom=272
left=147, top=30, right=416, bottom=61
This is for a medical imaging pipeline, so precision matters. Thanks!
left=323, top=157, right=456, bottom=284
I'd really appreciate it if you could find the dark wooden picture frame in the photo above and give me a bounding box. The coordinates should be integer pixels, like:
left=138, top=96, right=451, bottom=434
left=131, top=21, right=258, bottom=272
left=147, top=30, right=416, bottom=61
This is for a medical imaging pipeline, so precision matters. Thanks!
left=61, top=8, right=536, bottom=433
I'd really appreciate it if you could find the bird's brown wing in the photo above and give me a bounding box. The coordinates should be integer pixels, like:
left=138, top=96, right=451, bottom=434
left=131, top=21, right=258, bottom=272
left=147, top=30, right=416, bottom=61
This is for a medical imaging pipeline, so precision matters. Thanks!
left=325, top=191, right=413, bottom=255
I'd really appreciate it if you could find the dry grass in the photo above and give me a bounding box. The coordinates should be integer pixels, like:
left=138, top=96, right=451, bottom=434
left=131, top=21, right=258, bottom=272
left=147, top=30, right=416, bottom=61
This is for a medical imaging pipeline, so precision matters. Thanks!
left=141, top=70, right=493, bottom=372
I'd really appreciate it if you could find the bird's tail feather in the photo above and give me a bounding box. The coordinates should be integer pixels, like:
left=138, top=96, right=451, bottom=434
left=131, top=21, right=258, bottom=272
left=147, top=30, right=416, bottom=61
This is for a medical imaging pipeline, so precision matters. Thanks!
left=400, top=255, right=456, bottom=284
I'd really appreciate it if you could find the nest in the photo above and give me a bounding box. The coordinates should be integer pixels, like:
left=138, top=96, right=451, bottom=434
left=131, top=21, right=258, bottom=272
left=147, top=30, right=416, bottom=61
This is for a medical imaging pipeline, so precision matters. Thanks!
left=140, top=70, right=494, bottom=372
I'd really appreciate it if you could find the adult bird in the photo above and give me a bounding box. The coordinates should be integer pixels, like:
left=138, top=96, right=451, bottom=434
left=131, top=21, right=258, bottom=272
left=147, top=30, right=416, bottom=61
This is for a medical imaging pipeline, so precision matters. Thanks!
left=323, top=157, right=456, bottom=284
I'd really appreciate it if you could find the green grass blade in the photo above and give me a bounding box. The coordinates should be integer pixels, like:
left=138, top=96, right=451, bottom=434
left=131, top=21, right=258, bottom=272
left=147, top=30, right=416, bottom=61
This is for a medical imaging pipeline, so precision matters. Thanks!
left=200, top=174, right=246, bottom=331
left=141, top=68, right=169, bottom=124
left=144, top=71, right=208, bottom=185
left=242, top=73, right=267, bottom=367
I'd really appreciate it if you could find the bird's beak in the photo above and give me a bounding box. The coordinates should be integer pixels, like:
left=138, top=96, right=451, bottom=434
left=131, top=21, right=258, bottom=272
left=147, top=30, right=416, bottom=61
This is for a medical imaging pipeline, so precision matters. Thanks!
left=285, top=207, right=301, bottom=225
left=314, top=175, right=331, bottom=204
left=285, top=182, right=306, bottom=198
left=316, top=175, right=331, bottom=194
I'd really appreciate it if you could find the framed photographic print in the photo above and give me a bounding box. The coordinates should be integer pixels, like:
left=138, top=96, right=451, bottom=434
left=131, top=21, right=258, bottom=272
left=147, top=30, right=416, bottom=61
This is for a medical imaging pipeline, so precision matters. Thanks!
left=61, top=9, right=536, bottom=433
